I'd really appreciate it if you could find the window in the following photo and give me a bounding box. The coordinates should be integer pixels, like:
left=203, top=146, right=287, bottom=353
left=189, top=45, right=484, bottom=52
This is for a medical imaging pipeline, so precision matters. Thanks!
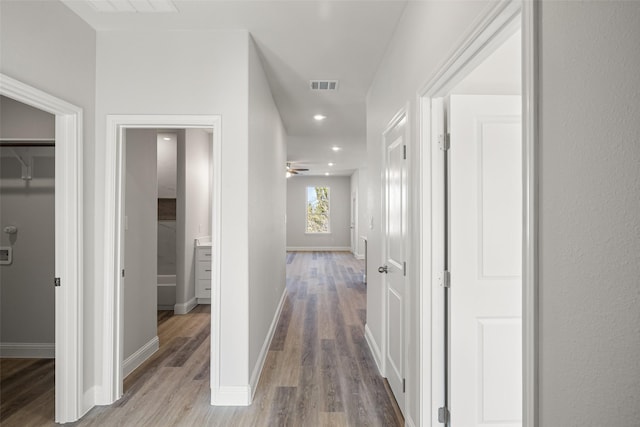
left=306, top=186, right=330, bottom=233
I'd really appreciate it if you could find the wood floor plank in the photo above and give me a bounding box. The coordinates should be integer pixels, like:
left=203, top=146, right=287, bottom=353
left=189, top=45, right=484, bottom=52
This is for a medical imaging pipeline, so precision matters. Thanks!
left=3, top=251, right=402, bottom=427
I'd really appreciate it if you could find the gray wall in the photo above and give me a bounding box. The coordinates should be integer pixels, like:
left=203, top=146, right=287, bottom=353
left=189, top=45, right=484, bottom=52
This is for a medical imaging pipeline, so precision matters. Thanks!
left=123, top=129, right=158, bottom=361
left=0, top=0, right=97, bottom=396
left=0, top=97, right=55, bottom=349
left=176, top=129, right=212, bottom=308
left=247, top=37, right=287, bottom=385
left=539, top=2, right=640, bottom=425
left=286, top=175, right=351, bottom=249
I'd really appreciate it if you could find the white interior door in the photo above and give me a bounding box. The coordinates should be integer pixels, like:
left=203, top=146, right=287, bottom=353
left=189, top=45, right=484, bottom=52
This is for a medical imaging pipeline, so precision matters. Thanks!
left=382, top=115, right=407, bottom=413
left=449, top=94, right=522, bottom=426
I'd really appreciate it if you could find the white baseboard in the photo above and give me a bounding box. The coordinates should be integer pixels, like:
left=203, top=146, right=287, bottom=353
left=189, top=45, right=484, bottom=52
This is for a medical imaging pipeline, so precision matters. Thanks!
left=196, top=298, right=211, bottom=305
left=123, top=336, right=159, bottom=378
left=406, top=415, right=416, bottom=427
left=211, top=385, right=251, bottom=406
left=286, top=246, right=351, bottom=252
left=174, top=297, right=197, bottom=314
left=364, top=324, right=384, bottom=376
left=249, top=288, right=287, bottom=400
left=0, top=342, right=55, bottom=358
left=354, top=252, right=365, bottom=260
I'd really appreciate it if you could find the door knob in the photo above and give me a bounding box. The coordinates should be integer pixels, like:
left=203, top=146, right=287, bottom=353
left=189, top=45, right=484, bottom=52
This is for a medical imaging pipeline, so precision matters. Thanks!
left=378, top=265, right=388, bottom=274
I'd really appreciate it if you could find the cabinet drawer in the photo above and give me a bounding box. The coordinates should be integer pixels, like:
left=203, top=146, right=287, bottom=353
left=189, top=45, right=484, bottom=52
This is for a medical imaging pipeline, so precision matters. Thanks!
left=196, top=279, right=211, bottom=298
left=196, top=248, right=212, bottom=262
left=196, top=261, right=212, bottom=279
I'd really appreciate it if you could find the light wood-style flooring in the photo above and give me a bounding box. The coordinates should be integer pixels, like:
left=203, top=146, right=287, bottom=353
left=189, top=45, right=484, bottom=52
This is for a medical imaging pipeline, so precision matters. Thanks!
left=1, top=251, right=402, bottom=426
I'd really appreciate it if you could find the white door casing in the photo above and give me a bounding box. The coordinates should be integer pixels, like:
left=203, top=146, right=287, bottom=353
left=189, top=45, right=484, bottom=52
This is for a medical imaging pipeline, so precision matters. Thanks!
left=448, top=94, right=522, bottom=426
left=0, top=74, right=84, bottom=423
left=382, top=112, right=408, bottom=413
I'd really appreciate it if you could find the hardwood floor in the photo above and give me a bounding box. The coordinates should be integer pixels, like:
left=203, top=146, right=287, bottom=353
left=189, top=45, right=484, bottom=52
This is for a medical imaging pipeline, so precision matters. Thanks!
left=0, top=358, right=55, bottom=426
left=2, top=251, right=402, bottom=426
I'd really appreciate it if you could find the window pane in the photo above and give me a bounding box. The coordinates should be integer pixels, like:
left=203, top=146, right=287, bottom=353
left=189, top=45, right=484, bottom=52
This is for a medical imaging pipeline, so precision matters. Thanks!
left=306, top=186, right=330, bottom=233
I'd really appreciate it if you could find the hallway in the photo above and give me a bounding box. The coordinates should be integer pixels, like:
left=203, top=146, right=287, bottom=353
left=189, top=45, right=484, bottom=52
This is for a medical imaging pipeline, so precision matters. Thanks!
left=4, top=251, right=402, bottom=426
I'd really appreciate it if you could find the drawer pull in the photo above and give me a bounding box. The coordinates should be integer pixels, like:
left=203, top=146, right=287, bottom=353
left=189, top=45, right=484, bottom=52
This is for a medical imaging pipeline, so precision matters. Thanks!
left=204, top=254, right=211, bottom=256
left=205, top=288, right=211, bottom=290
left=205, top=269, right=211, bottom=272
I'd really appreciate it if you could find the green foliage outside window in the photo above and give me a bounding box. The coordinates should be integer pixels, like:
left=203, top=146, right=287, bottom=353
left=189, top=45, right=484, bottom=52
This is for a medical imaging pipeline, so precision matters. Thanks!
left=306, top=186, right=330, bottom=233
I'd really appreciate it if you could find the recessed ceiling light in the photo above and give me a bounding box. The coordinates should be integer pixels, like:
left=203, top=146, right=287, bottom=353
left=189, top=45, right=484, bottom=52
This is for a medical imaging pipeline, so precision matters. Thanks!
left=325, top=172, right=330, bottom=176
left=163, top=137, right=171, bottom=141
left=328, top=162, right=334, bottom=166
left=314, top=114, right=327, bottom=121
left=331, top=146, right=341, bottom=152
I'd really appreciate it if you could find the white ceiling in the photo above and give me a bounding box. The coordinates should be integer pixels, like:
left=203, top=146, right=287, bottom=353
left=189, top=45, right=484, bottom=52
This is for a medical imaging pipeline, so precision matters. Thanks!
left=62, top=0, right=408, bottom=176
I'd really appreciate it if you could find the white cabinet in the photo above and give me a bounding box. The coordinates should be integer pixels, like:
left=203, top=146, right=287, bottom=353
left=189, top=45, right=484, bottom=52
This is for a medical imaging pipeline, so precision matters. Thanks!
left=195, top=238, right=212, bottom=300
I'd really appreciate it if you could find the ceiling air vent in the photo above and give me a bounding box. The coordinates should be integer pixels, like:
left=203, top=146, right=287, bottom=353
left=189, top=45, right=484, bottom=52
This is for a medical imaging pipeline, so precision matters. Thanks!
left=310, top=80, right=339, bottom=91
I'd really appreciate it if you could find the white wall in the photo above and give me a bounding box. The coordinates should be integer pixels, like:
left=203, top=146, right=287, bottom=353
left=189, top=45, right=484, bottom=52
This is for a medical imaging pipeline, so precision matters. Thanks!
left=538, top=2, right=640, bottom=425
left=366, top=2, right=493, bottom=425
left=286, top=175, right=351, bottom=250
left=0, top=0, right=97, bottom=407
left=176, top=128, right=212, bottom=309
left=157, top=133, right=177, bottom=278
left=95, top=29, right=251, bottom=389
left=123, top=129, right=158, bottom=361
left=247, top=37, right=287, bottom=390
left=0, top=97, right=55, bottom=352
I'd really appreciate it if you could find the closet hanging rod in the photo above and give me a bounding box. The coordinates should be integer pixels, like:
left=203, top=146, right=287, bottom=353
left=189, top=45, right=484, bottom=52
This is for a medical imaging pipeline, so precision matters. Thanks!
left=0, top=142, right=55, bottom=147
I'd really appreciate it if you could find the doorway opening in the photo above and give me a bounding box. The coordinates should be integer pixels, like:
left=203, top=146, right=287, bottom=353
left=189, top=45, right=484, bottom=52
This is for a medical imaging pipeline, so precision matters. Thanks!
left=0, top=75, right=83, bottom=423
left=419, top=1, right=537, bottom=425
left=101, top=115, right=221, bottom=405
left=0, top=95, right=56, bottom=424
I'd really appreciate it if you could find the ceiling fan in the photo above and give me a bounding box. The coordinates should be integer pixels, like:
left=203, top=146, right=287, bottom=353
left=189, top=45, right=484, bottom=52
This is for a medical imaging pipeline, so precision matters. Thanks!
left=286, top=162, right=309, bottom=176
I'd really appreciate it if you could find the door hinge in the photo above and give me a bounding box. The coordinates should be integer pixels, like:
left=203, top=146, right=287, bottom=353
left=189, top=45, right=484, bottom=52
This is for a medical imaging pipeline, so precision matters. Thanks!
left=402, top=378, right=406, bottom=393
left=438, top=406, right=450, bottom=423
left=122, top=269, right=125, bottom=278
left=403, top=261, right=407, bottom=276
left=439, top=133, right=450, bottom=151
left=440, top=270, right=451, bottom=288
left=54, top=277, right=61, bottom=287
left=403, top=144, right=407, bottom=159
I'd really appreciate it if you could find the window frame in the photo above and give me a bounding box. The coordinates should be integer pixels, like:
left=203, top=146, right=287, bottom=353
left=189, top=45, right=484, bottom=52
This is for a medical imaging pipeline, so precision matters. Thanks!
left=305, top=185, right=331, bottom=234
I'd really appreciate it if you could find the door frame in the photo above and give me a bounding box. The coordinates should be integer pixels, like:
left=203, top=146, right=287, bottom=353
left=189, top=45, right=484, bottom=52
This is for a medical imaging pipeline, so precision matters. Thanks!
left=100, top=115, right=222, bottom=404
left=0, top=74, right=84, bottom=423
left=417, top=0, right=538, bottom=425
left=380, top=107, right=410, bottom=412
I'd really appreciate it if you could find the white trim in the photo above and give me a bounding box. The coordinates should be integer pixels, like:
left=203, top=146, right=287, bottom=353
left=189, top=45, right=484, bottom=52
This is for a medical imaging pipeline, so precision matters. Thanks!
left=0, top=342, right=55, bottom=358
left=101, top=115, right=222, bottom=410
left=417, top=1, right=537, bottom=425
left=522, top=1, right=539, bottom=425
left=197, top=298, right=211, bottom=305
left=249, top=289, right=287, bottom=399
left=405, top=415, right=417, bottom=427
left=174, top=297, right=198, bottom=315
left=354, top=253, right=365, bottom=260
left=0, top=73, right=84, bottom=423
left=123, top=336, right=159, bottom=378
left=212, top=386, right=252, bottom=406
left=364, top=324, right=384, bottom=376
left=286, top=246, right=351, bottom=252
